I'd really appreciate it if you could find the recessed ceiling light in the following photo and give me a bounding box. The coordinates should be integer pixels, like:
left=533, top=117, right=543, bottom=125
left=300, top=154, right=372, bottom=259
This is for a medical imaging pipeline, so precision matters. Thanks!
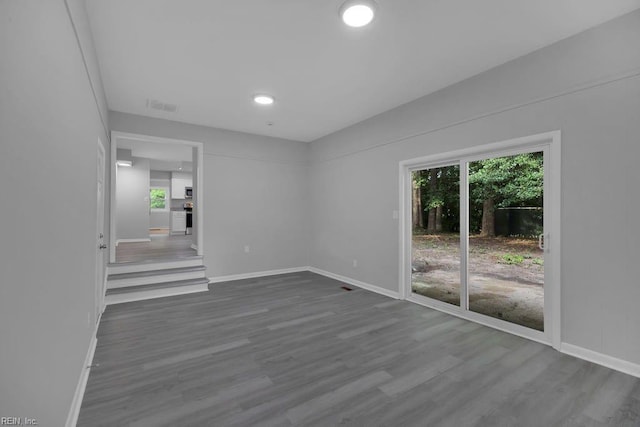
left=340, top=0, right=377, bottom=28
left=253, top=94, right=275, bottom=105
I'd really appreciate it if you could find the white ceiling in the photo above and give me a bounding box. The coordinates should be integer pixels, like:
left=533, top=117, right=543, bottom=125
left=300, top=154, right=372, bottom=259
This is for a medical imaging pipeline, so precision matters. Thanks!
left=86, top=0, right=640, bottom=142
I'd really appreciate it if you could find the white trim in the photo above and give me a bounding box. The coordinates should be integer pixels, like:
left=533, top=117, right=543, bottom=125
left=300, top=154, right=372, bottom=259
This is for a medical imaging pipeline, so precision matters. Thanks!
left=308, top=267, right=401, bottom=300
left=208, top=267, right=310, bottom=284
left=96, top=138, right=107, bottom=325
left=209, top=266, right=401, bottom=300
left=196, top=139, right=204, bottom=257
left=399, top=131, right=559, bottom=170
left=399, top=130, right=561, bottom=348
left=105, top=283, right=209, bottom=305
left=549, top=133, right=562, bottom=350
left=561, top=343, right=640, bottom=379
left=101, top=273, right=108, bottom=315
left=65, top=334, right=97, bottom=427
left=107, top=270, right=206, bottom=289
left=107, top=258, right=203, bottom=275
left=116, top=238, right=151, bottom=245
left=109, top=133, right=117, bottom=262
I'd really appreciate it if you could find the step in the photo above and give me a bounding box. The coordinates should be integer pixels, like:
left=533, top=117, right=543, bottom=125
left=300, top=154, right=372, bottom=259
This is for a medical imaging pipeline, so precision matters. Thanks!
left=107, top=257, right=203, bottom=275
left=105, top=278, right=210, bottom=305
left=107, top=265, right=207, bottom=289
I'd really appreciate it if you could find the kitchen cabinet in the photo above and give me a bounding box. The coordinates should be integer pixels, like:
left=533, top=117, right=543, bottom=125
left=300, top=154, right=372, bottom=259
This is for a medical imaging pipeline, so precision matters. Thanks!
left=171, top=172, right=193, bottom=200
left=171, top=211, right=186, bottom=234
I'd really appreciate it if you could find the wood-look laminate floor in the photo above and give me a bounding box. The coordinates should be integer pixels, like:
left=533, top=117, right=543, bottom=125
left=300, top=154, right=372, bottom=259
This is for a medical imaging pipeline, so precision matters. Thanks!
left=115, top=234, right=197, bottom=263
left=79, top=272, right=640, bottom=426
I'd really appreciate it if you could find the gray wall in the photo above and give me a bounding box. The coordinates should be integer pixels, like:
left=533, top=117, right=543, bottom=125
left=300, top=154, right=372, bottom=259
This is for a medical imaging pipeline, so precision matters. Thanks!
left=150, top=171, right=171, bottom=229
left=0, top=0, right=110, bottom=425
left=116, top=158, right=151, bottom=240
left=109, top=112, right=310, bottom=277
left=309, top=11, right=640, bottom=365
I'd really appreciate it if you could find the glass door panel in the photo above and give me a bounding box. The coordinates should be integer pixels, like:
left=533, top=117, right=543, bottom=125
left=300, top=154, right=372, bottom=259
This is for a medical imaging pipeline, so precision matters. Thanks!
left=467, top=152, right=544, bottom=331
left=411, top=165, right=461, bottom=306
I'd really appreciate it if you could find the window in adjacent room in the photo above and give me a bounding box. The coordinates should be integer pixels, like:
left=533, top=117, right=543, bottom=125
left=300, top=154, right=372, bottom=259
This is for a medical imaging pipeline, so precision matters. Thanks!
left=150, top=187, right=169, bottom=211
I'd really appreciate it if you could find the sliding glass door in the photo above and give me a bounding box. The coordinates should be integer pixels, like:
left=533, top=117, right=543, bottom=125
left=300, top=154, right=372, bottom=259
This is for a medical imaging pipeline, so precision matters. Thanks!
left=406, top=134, right=557, bottom=343
left=411, top=165, right=461, bottom=306
left=467, top=152, right=544, bottom=331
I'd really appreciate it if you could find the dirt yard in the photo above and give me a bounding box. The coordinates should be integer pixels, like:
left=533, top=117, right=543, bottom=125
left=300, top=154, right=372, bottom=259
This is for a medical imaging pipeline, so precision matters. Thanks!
left=412, top=233, right=544, bottom=331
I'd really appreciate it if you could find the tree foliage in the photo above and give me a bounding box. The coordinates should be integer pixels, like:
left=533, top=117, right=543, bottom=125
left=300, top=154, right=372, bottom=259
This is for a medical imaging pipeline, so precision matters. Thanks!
left=150, top=188, right=167, bottom=209
left=469, top=153, right=543, bottom=208
left=412, top=152, right=543, bottom=235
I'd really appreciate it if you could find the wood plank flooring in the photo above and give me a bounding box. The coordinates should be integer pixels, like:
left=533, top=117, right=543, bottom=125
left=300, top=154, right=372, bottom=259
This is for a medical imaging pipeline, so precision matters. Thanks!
left=78, top=272, right=640, bottom=426
left=115, top=234, right=197, bottom=263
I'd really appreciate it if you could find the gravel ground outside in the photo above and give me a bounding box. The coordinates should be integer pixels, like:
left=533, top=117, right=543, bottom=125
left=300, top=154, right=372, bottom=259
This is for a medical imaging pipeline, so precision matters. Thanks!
left=412, top=233, right=544, bottom=331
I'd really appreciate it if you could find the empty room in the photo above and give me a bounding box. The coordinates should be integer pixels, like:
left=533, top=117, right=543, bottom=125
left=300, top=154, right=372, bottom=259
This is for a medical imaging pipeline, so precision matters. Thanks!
left=2, top=1, right=640, bottom=426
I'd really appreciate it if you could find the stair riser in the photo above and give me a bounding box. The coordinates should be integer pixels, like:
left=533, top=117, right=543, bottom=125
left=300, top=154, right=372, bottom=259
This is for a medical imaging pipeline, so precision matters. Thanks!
left=107, top=258, right=203, bottom=275
left=105, top=283, right=209, bottom=305
left=107, top=271, right=205, bottom=289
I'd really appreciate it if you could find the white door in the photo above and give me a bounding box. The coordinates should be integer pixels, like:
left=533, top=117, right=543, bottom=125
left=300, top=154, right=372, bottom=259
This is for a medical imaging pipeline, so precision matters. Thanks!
left=96, top=140, right=106, bottom=321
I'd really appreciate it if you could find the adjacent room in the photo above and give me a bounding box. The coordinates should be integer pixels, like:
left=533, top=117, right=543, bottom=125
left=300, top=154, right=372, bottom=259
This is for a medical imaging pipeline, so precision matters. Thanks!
left=113, top=138, right=198, bottom=263
left=2, top=1, right=640, bottom=426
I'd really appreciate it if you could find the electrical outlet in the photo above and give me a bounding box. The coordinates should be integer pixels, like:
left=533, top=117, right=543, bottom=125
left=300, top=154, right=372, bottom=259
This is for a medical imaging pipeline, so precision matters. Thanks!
left=244, top=245, right=250, bottom=253
left=353, top=259, right=358, bottom=268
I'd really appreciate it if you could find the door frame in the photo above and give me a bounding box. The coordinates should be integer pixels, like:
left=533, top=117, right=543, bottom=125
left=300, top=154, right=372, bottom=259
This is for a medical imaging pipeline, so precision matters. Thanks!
left=399, top=130, right=561, bottom=349
left=96, top=138, right=106, bottom=318
left=109, top=131, right=205, bottom=264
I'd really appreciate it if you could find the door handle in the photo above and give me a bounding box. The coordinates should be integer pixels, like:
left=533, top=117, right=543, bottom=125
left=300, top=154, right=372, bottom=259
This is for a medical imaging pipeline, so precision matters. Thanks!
left=538, top=234, right=546, bottom=251
left=99, top=244, right=107, bottom=250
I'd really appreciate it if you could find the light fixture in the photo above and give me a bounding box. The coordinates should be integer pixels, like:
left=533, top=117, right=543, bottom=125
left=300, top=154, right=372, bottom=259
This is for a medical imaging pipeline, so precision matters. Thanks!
left=340, top=0, right=377, bottom=28
left=253, top=94, right=275, bottom=105
left=116, top=160, right=132, bottom=167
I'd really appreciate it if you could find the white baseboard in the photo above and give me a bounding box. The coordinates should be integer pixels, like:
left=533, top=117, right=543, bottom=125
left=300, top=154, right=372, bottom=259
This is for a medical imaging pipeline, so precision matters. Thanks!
left=116, top=238, right=151, bottom=245
left=66, top=334, right=97, bottom=427
left=209, top=266, right=401, bottom=300
left=560, top=343, right=640, bottom=378
left=209, top=267, right=310, bottom=284
left=308, top=267, right=401, bottom=300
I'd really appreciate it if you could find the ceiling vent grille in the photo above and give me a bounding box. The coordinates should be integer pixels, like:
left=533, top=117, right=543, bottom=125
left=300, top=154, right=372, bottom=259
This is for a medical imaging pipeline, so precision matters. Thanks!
left=146, top=99, right=178, bottom=113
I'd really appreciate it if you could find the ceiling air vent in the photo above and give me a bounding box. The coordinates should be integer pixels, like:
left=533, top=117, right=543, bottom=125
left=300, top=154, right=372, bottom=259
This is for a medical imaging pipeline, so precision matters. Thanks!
left=146, top=99, right=178, bottom=113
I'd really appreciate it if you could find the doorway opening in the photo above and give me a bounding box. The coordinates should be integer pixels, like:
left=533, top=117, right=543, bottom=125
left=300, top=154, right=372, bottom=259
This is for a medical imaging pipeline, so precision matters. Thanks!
left=400, top=131, right=561, bottom=347
left=109, top=132, right=204, bottom=265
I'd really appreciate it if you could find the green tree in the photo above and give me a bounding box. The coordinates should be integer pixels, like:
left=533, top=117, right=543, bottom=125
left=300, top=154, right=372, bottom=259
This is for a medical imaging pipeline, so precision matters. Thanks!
left=469, top=153, right=543, bottom=236
left=150, top=188, right=167, bottom=209
left=412, top=166, right=460, bottom=234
